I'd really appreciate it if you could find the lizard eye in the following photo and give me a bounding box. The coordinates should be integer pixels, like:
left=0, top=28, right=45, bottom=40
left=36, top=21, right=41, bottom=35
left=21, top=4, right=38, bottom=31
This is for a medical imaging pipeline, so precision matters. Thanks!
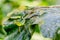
left=8, top=16, right=21, bottom=21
